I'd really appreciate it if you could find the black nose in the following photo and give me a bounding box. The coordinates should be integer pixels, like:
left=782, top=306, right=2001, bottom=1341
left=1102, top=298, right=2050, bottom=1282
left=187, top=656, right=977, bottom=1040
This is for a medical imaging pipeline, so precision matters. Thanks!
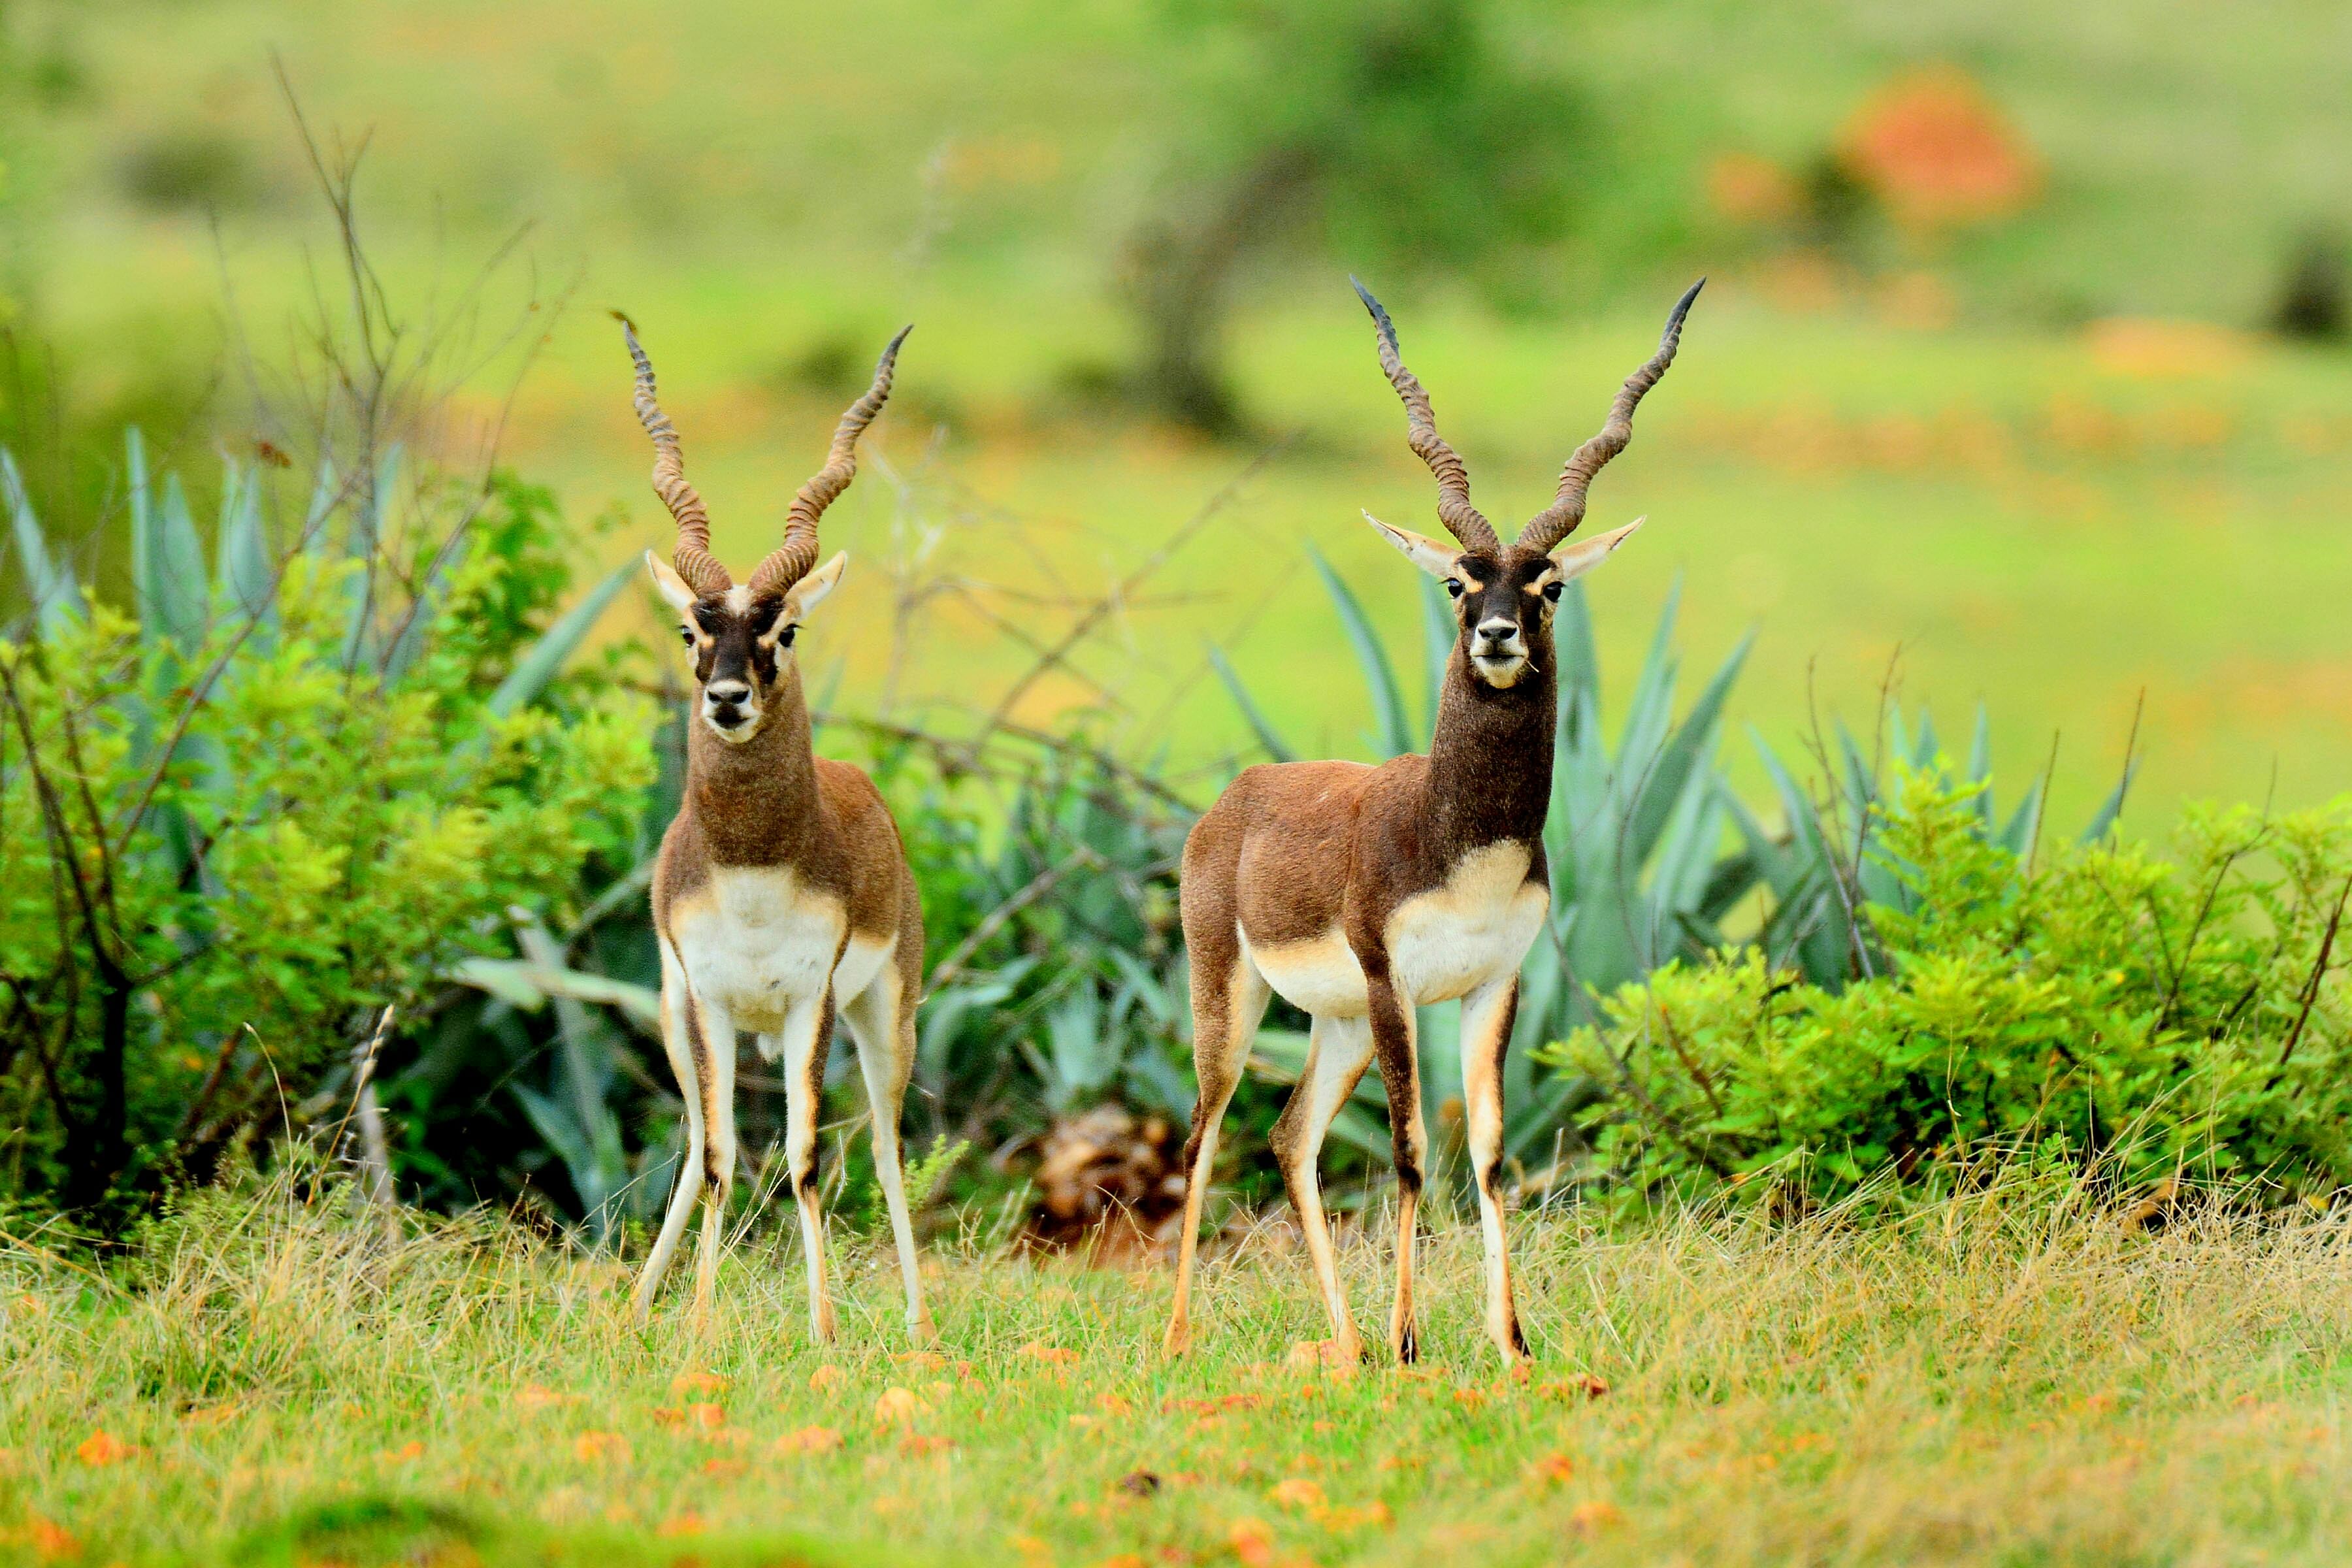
left=709, top=706, right=748, bottom=730
left=1477, top=625, right=1516, bottom=644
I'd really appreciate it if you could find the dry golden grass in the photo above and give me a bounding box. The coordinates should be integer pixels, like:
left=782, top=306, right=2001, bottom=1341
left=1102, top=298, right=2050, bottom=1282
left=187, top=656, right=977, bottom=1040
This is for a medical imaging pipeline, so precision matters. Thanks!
left=3, top=1169, right=2348, bottom=1565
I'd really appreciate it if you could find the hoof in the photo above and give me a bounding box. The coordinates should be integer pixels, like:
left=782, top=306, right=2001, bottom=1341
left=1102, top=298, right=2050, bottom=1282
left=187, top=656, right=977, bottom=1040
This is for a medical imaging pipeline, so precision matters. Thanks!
left=1162, top=1317, right=1192, bottom=1360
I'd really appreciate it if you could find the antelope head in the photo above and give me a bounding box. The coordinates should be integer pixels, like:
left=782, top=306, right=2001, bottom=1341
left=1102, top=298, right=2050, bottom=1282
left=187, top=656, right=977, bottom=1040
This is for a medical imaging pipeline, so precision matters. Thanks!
left=619, top=314, right=909, bottom=743
left=1352, top=278, right=1701, bottom=691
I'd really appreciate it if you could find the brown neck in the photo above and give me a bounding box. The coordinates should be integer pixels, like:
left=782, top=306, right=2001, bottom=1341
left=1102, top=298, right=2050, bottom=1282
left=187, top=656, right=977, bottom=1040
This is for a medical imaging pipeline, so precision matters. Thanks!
left=684, top=671, right=825, bottom=868
left=1421, top=640, right=1556, bottom=857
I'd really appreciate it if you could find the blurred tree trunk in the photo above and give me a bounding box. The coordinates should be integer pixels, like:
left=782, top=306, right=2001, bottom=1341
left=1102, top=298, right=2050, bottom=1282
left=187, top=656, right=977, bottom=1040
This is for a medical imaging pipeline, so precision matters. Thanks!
left=1126, top=144, right=1320, bottom=436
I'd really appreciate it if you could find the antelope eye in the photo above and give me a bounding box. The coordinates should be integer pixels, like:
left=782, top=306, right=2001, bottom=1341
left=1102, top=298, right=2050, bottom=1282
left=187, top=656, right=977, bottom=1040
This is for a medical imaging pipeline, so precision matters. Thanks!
left=1444, top=579, right=1464, bottom=599
left=1543, top=581, right=1565, bottom=602
left=779, top=625, right=797, bottom=648
left=679, top=627, right=696, bottom=646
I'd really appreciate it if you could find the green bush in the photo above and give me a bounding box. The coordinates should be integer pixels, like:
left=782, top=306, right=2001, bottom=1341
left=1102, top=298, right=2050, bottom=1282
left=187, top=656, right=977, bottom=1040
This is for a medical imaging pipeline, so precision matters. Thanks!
left=0, top=440, right=652, bottom=1222
left=1550, top=769, right=2352, bottom=1206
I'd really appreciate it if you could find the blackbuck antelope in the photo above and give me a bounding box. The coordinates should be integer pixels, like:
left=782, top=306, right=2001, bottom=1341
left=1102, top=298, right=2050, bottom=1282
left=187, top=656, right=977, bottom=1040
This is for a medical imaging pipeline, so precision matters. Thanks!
left=618, top=315, right=932, bottom=1343
left=1166, top=278, right=1703, bottom=1366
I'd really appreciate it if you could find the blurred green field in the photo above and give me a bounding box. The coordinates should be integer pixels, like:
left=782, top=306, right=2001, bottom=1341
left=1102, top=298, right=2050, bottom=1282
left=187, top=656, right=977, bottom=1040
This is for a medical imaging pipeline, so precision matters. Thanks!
left=16, top=0, right=2352, bottom=825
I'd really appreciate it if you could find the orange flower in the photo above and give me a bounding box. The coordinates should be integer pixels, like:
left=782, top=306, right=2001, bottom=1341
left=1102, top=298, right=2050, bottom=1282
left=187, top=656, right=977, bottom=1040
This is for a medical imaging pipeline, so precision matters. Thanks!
left=573, top=1431, right=632, bottom=1464
left=1267, top=1477, right=1324, bottom=1511
left=74, top=1429, right=138, bottom=1467
left=701, top=1456, right=747, bottom=1480
left=1527, top=1452, right=1575, bottom=1486
left=1316, top=1501, right=1392, bottom=1533
left=514, top=1384, right=573, bottom=1412
left=671, top=1371, right=729, bottom=1397
left=1226, top=1516, right=1275, bottom=1568
left=1018, top=1340, right=1079, bottom=1366
left=899, top=1433, right=952, bottom=1458
left=773, top=1424, right=843, bottom=1456
left=655, top=1510, right=706, bottom=1538
left=1571, top=1498, right=1624, bottom=1533
left=26, top=1514, right=78, bottom=1561
left=872, top=1387, right=927, bottom=1428
left=809, top=1365, right=845, bottom=1392
left=1840, top=66, right=2040, bottom=227
left=687, top=1402, right=727, bottom=1431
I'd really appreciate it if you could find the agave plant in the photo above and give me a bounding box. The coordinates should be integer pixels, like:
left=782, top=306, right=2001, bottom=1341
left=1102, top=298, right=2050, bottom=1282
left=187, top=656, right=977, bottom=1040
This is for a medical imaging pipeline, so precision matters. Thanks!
left=1214, top=547, right=1757, bottom=1193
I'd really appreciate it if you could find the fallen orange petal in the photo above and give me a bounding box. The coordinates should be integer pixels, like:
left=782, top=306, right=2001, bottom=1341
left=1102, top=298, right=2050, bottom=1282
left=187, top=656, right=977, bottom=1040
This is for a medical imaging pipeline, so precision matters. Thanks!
left=574, top=1431, right=632, bottom=1464
left=25, top=1515, right=78, bottom=1560
left=872, top=1386, right=928, bottom=1427
left=1226, top=1516, right=1275, bottom=1568
left=1572, top=1498, right=1625, bottom=1532
left=671, top=1371, right=729, bottom=1397
left=74, top=1429, right=137, bottom=1467
left=1018, top=1340, right=1079, bottom=1366
left=809, top=1365, right=845, bottom=1392
left=773, top=1424, right=842, bottom=1456
left=1268, top=1476, right=1324, bottom=1511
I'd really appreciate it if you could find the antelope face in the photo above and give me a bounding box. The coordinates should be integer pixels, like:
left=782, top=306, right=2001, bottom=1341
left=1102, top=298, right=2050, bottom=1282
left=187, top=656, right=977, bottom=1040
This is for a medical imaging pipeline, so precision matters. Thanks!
left=647, top=550, right=846, bottom=743
left=1366, top=515, right=1645, bottom=691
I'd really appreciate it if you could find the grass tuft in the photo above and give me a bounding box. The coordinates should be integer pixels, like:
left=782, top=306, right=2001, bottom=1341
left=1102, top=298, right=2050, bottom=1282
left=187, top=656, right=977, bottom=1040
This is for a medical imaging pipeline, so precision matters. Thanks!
left=2, top=1166, right=2348, bottom=1564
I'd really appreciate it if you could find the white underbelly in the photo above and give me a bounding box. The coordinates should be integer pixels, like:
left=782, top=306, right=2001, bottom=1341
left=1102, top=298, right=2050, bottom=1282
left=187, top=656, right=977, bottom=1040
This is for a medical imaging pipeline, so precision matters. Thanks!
left=1235, top=843, right=1550, bottom=1017
left=1385, top=884, right=1548, bottom=1003
left=672, top=868, right=857, bottom=1035
left=1243, top=927, right=1369, bottom=1018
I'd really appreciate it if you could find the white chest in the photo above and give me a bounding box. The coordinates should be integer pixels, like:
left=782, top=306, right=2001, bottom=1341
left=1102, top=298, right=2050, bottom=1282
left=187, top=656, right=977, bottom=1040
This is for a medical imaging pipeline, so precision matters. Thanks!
left=670, top=868, right=848, bottom=1034
left=1384, top=842, right=1550, bottom=1005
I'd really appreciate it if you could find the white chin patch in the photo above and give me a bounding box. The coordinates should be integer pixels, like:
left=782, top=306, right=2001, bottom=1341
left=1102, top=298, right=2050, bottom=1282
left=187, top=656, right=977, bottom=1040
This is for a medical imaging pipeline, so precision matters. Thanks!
left=705, top=711, right=762, bottom=743
left=1471, top=655, right=1528, bottom=689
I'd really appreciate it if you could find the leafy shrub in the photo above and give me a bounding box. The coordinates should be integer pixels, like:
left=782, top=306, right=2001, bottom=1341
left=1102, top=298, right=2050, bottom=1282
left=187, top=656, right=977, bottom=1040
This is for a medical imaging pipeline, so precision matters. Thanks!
left=1552, top=769, right=2352, bottom=1206
left=0, top=436, right=651, bottom=1222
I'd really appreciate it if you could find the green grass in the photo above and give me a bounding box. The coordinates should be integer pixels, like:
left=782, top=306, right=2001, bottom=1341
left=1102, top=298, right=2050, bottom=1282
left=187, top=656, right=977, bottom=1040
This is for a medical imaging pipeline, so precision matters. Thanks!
left=5, top=1172, right=2350, bottom=1565
left=17, top=0, right=2352, bottom=830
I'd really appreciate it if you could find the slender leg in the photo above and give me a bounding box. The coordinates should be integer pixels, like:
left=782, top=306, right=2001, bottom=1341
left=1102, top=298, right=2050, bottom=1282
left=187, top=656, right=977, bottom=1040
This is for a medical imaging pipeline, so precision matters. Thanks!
left=634, top=945, right=706, bottom=1322
left=1460, top=975, right=1529, bottom=1363
left=1365, top=971, right=1426, bottom=1364
left=1269, top=1013, right=1375, bottom=1361
left=779, top=985, right=839, bottom=1343
left=1164, top=936, right=1270, bottom=1358
left=689, top=994, right=740, bottom=1331
left=843, top=966, right=932, bottom=1343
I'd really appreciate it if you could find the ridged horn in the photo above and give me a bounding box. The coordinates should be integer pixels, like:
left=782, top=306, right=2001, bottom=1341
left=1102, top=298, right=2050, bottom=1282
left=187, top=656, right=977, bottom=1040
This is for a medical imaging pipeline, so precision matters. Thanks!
left=1516, top=279, right=1703, bottom=555
left=1350, top=278, right=1501, bottom=555
left=614, top=312, right=730, bottom=597
left=747, top=325, right=912, bottom=599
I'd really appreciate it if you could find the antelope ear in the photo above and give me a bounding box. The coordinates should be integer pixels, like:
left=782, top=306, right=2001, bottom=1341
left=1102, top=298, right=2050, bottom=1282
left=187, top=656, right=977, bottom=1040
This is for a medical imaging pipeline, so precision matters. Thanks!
left=1548, top=517, right=1645, bottom=583
left=784, top=551, right=848, bottom=619
left=1363, top=512, right=1459, bottom=580
left=645, top=550, right=697, bottom=614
